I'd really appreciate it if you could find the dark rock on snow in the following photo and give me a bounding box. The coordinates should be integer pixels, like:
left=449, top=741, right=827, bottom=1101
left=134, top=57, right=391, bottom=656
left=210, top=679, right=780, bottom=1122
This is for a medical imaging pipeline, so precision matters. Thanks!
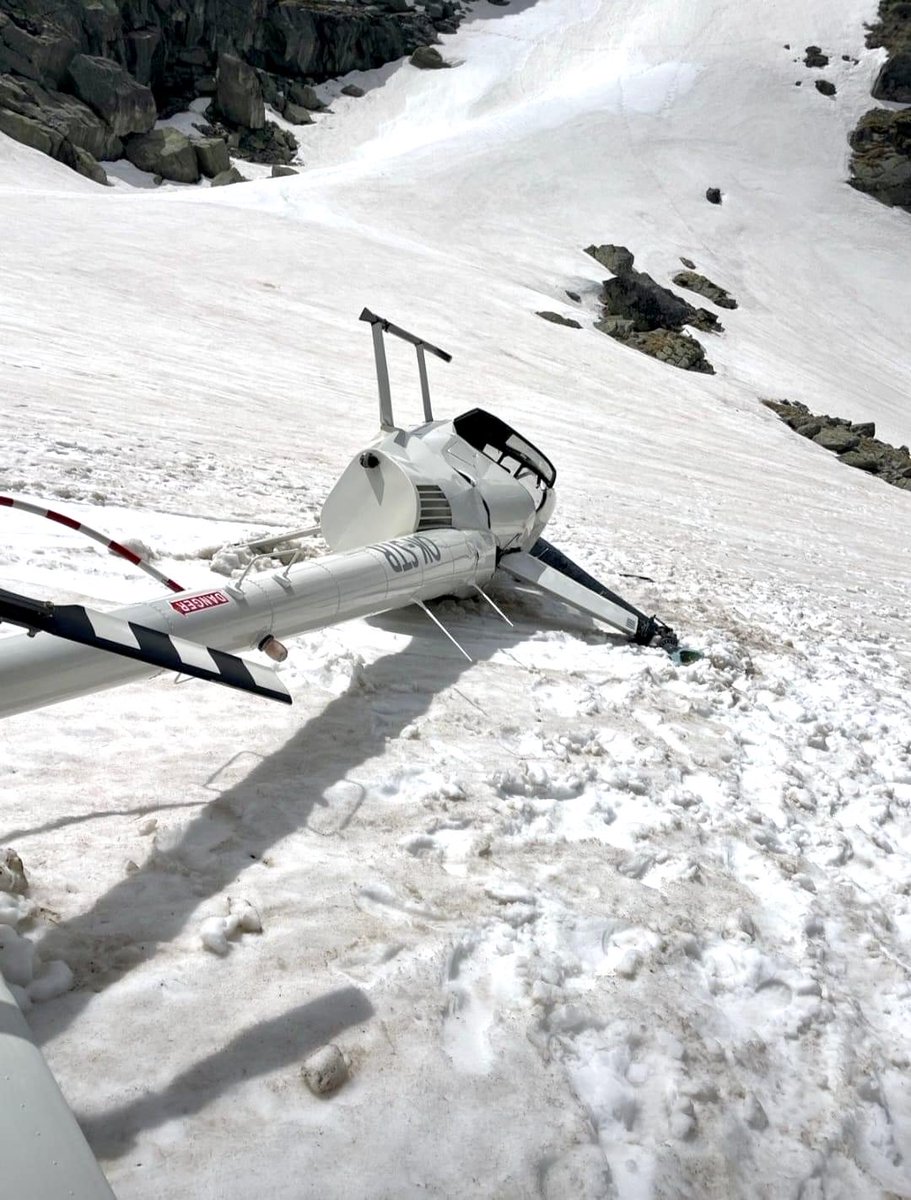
left=680, top=256, right=696, bottom=269
left=289, top=83, right=327, bottom=111
left=620, top=328, right=714, bottom=374
left=672, top=270, right=738, bottom=309
left=124, top=128, right=200, bottom=184
left=815, top=79, right=836, bottom=97
left=705, top=187, right=722, bottom=204
left=585, top=243, right=635, bottom=274
left=536, top=311, right=582, bottom=328
left=586, top=241, right=718, bottom=372
left=272, top=164, right=299, bottom=177
left=235, top=122, right=298, bottom=165
left=411, top=46, right=450, bottom=69
left=804, top=46, right=830, bottom=68
left=600, top=271, right=695, bottom=331
left=762, top=399, right=911, bottom=492
left=283, top=102, right=315, bottom=126
left=72, top=143, right=108, bottom=184
left=341, top=84, right=365, bottom=98
left=212, top=166, right=245, bottom=187
left=565, top=290, right=581, bottom=302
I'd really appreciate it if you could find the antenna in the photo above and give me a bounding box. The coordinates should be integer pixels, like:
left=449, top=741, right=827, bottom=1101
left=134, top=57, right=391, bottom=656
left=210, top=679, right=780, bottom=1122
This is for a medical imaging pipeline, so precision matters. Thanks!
left=359, top=308, right=452, bottom=430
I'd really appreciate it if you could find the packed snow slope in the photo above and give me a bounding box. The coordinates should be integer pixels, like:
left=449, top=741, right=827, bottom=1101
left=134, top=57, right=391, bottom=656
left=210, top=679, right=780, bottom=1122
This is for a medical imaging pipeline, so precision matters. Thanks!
left=2, top=0, right=911, bottom=1197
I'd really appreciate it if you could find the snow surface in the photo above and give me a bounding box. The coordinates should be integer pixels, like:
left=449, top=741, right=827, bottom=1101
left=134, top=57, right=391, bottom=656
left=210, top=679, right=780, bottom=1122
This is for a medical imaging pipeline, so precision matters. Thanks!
left=2, top=0, right=911, bottom=1196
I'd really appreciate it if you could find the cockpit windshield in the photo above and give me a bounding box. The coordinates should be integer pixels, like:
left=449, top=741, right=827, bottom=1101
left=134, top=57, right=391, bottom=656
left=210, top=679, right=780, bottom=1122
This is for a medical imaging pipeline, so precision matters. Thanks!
left=452, top=409, right=557, bottom=488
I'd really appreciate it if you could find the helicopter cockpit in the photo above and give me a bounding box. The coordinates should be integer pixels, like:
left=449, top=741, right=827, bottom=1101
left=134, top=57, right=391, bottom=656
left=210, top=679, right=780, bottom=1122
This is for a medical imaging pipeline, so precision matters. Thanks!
left=452, top=409, right=557, bottom=490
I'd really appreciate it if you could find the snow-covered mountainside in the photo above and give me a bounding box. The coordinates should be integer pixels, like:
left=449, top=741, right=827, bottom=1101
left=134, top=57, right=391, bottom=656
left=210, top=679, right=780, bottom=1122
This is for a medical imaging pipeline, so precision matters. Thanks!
left=2, top=0, right=911, bottom=1196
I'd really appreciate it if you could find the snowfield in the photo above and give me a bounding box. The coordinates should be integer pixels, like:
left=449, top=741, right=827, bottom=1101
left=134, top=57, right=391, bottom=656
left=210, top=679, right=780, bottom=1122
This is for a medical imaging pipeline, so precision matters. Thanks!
left=2, top=0, right=911, bottom=1196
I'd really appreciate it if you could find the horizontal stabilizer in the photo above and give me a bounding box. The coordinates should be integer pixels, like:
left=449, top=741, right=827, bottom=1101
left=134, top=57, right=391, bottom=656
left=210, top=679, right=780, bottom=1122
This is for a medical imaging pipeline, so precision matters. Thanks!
left=0, top=587, right=291, bottom=705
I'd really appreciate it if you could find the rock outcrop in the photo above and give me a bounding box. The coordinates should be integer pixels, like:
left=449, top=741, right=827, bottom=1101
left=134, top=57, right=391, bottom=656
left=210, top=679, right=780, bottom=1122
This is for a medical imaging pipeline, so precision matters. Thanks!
left=849, top=107, right=911, bottom=208
left=869, top=1, right=911, bottom=102
left=587, top=244, right=718, bottom=373
left=216, top=54, right=264, bottom=131
left=849, top=1, right=911, bottom=209
left=762, top=399, right=911, bottom=490
left=66, top=53, right=155, bottom=137
left=672, top=270, right=738, bottom=309
left=0, top=0, right=469, bottom=181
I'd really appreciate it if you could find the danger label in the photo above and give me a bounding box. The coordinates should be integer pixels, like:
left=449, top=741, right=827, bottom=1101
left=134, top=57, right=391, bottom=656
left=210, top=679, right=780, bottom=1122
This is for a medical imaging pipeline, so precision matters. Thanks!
left=171, top=590, right=230, bottom=615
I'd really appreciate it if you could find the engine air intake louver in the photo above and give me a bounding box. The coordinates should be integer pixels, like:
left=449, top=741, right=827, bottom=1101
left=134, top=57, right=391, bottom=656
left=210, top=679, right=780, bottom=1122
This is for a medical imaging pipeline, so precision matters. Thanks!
left=416, top=484, right=453, bottom=530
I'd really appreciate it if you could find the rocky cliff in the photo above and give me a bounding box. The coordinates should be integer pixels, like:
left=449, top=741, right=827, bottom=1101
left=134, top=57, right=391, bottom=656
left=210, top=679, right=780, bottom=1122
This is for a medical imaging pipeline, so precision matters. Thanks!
left=0, top=0, right=465, bottom=182
left=849, top=0, right=911, bottom=209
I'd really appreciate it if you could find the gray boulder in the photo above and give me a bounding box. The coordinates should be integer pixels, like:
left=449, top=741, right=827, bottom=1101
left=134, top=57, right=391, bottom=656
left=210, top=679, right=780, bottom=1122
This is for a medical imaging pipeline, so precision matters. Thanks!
left=72, top=145, right=109, bottom=185
left=872, top=50, right=911, bottom=103
left=705, top=186, right=722, bottom=204
left=212, top=166, right=245, bottom=186
left=124, top=128, right=200, bottom=183
left=342, top=84, right=365, bottom=97
left=271, top=164, right=299, bottom=177
left=411, top=46, right=450, bottom=69
left=66, top=53, right=156, bottom=138
left=283, top=102, right=314, bottom=125
left=795, top=420, right=824, bottom=439
left=217, top=54, right=265, bottom=129
left=536, top=311, right=582, bottom=328
left=194, top=136, right=230, bottom=178
left=672, top=270, right=738, bottom=309
left=600, top=270, right=695, bottom=331
left=815, top=79, right=836, bottom=97
left=288, top=82, right=327, bottom=111
left=839, top=450, right=881, bottom=472
left=813, top=426, right=859, bottom=454
left=804, top=46, right=829, bottom=68
left=584, top=244, right=634, bottom=275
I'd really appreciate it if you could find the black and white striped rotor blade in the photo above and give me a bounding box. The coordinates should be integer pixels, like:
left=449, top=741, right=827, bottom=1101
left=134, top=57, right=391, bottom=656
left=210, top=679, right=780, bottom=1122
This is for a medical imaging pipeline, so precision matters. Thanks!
left=0, top=586, right=292, bottom=705
left=58, top=606, right=292, bottom=704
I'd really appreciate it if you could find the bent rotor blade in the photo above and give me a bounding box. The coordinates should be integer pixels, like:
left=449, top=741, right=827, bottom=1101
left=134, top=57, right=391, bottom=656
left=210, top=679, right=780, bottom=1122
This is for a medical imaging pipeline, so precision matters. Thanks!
left=0, top=587, right=291, bottom=705
left=500, top=540, right=698, bottom=662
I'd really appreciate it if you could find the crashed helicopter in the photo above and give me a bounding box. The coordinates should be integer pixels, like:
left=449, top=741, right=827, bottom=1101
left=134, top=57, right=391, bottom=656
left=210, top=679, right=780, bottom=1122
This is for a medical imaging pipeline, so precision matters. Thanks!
left=0, top=308, right=694, bottom=722
left=0, top=309, right=698, bottom=1200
